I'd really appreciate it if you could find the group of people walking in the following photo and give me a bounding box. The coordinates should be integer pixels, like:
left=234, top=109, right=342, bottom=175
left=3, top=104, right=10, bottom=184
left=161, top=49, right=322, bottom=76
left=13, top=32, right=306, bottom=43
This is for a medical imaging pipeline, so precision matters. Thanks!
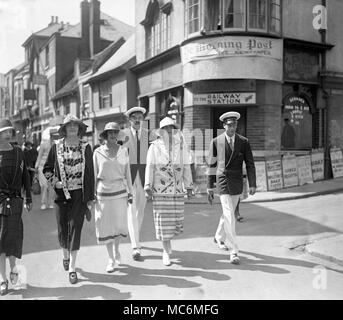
left=0, top=108, right=256, bottom=295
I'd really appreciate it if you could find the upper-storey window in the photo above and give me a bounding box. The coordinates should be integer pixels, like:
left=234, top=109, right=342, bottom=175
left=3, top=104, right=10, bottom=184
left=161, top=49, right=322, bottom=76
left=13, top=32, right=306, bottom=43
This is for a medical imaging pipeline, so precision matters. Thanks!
left=186, top=0, right=200, bottom=35
left=185, top=0, right=281, bottom=36
left=143, top=1, right=172, bottom=59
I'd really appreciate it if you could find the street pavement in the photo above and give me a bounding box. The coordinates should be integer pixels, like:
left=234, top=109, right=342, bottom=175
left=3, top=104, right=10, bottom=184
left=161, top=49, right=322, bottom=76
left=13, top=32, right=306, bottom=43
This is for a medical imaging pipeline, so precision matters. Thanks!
left=1, top=180, right=343, bottom=300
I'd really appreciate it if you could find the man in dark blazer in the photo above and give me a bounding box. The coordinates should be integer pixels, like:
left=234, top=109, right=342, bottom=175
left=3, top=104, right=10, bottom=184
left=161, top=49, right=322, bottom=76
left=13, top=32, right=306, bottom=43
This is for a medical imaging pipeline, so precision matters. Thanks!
left=207, top=111, right=256, bottom=264
left=122, top=106, right=150, bottom=261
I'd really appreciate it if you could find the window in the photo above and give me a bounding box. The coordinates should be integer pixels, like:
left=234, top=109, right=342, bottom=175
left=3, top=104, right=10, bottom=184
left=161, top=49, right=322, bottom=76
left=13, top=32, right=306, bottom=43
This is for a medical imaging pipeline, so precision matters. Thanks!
left=15, top=83, right=22, bottom=111
left=224, top=0, right=245, bottom=30
left=82, top=85, right=90, bottom=110
left=99, top=80, right=112, bottom=109
left=145, top=4, right=171, bottom=59
left=185, top=0, right=281, bottom=36
left=248, top=0, right=267, bottom=31
left=270, top=0, right=281, bottom=33
left=186, top=0, right=200, bottom=35
left=45, top=46, right=50, bottom=69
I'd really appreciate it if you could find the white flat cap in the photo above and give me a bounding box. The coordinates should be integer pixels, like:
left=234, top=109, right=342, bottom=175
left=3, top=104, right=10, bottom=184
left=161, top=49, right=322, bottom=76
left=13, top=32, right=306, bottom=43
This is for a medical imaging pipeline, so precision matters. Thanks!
left=159, top=117, right=179, bottom=129
left=125, top=107, right=147, bottom=117
left=219, top=111, right=241, bottom=123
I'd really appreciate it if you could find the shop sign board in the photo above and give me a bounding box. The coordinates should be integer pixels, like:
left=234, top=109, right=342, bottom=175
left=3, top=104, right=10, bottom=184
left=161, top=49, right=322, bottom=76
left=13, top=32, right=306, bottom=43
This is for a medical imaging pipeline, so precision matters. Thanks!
left=297, top=155, right=314, bottom=185
left=181, top=36, right=283, bottom=65
left=266, top=157, right=283, bottom=191
left=255, top=161, right=268, bottom=192
left=330, top=148, right=343, bottom=178
left=193, top=92, right=256, bottom=105
left=311, top=150, right=324, bottom=181
left=282, top=154, right=298, bottom=187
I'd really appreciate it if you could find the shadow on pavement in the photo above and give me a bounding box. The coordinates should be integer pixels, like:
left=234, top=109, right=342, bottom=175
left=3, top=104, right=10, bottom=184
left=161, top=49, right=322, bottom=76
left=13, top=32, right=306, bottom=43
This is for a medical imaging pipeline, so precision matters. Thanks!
left=12, top=283, right=131, bottom=300
left=78, top=262, right=230, bottom=289
left=23, top=195, right=342, bottom=255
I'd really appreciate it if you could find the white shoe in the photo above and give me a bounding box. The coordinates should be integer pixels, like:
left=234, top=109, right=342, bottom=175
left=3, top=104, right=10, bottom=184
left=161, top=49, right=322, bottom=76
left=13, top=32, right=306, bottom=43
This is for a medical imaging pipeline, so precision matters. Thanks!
left=162, top=252, right=171, bottom=266
left=49, top=205, right=54, bottom=209
left=41, top=204, right=47, bottom=210
left=106, top=260, right=115, bottom=273
left=114, top=253, right=121, bottom=266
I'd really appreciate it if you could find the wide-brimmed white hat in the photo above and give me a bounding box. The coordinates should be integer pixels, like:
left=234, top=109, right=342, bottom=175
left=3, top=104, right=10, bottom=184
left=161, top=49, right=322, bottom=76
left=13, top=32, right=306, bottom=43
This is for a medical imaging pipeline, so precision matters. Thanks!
left=125, top=107, right=147, bottom=117
left=219, top=111, right=241, bottom=123
left=0, top=119, right=15, bottom=134
left=159, top=117, right=179, bottom=129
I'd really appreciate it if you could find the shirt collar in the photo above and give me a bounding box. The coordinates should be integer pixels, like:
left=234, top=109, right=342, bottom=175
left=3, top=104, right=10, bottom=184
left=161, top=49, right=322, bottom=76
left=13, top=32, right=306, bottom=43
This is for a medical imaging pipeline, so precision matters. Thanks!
left=225, top=133, right=235, bottom=144
left=131, top=126, right=142, bottom=138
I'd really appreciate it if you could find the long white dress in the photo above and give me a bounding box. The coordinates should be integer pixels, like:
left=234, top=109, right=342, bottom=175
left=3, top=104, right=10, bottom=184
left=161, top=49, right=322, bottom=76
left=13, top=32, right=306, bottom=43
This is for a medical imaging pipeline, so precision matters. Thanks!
left=93, top=144, right=133, bottom=244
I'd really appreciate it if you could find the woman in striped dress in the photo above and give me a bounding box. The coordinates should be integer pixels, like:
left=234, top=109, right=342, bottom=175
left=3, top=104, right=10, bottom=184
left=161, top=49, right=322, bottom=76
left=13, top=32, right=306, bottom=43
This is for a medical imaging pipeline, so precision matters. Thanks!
left=144, top=117, right=193, bottom=266
left=93, top=122, right=133, bottom=273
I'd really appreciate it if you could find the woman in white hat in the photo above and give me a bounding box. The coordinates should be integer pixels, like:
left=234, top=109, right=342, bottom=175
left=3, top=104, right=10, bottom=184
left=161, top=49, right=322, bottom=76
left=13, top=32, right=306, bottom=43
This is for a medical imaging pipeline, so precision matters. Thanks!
left=0, top=119, right=32, bottom=296
left=43, top=115, right=95, bottom=284
left=93, top=122, right=133, bottom=273
left=144, top=117, right=193, bottom=266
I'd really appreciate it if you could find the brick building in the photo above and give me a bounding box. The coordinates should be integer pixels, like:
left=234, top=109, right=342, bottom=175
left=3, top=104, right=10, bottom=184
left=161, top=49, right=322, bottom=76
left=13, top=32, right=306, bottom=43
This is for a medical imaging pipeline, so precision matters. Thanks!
left=132, top=0, right=343, bottom=175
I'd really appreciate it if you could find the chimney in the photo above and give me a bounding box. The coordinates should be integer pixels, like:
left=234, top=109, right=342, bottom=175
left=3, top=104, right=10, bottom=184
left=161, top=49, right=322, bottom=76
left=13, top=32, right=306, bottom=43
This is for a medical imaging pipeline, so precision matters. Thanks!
left=55, top=16, right=59, bottom=24
left=89, top=0, right=101, bottom=56
left=48, top=16, right=54, bottom=26
left=80, top=0, right=90, bottom=58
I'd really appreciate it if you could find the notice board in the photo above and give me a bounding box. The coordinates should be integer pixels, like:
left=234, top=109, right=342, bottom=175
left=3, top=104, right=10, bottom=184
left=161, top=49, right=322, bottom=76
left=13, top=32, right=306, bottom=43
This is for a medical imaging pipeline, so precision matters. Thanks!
left=297, top=155, right=313, bottom=185
left=330, top=148, right=343, bottom=178
left=282, top=154, right=298, bottom=188
left=266, top=157, right=283, bottom=190
left=255, top=161, right=268, bottom=192
left=311, top=150, right=324, bottom=181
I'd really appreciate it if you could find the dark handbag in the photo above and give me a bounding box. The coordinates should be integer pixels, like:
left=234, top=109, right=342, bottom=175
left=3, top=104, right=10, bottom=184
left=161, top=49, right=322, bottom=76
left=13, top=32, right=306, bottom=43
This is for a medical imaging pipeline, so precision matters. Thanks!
left=0, top=196, right=24, bottom=216
left=32, top=172, right=41, bottom=195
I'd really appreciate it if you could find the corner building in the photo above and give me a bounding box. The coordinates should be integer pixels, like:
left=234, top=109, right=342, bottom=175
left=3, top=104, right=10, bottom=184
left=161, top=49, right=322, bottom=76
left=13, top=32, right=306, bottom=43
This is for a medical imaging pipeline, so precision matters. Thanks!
left=133, top=0, right=343, bottom=166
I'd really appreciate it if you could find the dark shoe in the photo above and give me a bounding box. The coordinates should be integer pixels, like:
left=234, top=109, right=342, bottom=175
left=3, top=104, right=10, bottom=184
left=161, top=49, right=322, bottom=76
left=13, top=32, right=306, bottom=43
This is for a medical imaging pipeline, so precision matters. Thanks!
left=214, top=238, right=228, bottom=251
left=229, top=253, right=240, bottom=265
left=63, top=259, right=70, bottom=271
left=69, top=272, right=78, bottom=285
left=236, top=214, right=244, bottom=222
left=0, top=280, right=8, bottom=296
left=132, top=248, right=141, bottom=261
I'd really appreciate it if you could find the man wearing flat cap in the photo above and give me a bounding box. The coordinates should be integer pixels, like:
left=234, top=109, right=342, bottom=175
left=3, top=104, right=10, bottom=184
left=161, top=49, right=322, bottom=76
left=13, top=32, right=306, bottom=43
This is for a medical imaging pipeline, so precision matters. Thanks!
left=122, top=106, right=150, bottom=260
left=207, top=111, right=256, bottom=264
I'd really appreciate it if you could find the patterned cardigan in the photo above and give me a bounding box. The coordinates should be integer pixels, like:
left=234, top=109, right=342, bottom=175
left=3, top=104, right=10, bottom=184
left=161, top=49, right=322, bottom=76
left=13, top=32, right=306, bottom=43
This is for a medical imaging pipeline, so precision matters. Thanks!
left=144, top=133, right=193, bottom=195
left=43, top=139, right=95, bottom=203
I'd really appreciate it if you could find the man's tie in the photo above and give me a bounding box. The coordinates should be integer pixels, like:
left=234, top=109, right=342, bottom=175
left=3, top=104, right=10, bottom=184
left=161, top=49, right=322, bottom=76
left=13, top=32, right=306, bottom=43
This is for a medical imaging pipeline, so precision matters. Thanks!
left=229, top=137, right=234, bottom=151
left=136, top=130, right=140, bottom=164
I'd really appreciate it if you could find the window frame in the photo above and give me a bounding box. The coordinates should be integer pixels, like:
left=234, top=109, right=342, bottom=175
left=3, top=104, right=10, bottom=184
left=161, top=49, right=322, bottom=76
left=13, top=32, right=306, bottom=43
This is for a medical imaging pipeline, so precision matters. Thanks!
left=222, top=0, right=247, bottom=32
left=185, top=0, right=201, bottom=37
left=99, top=80, right=113, bottom=110
left=184, top=0, right=281, bottom=38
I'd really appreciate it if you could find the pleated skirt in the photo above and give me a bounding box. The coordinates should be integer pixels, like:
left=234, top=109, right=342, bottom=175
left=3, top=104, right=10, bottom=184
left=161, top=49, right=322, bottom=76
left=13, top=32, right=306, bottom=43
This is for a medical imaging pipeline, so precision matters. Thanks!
left=152, top=195, right=185, bottom=241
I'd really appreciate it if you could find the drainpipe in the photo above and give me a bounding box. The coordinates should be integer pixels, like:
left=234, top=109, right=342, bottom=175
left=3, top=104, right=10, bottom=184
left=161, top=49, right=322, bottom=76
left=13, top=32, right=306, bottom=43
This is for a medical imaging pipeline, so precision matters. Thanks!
left=320, top=0, right=331, bottom=179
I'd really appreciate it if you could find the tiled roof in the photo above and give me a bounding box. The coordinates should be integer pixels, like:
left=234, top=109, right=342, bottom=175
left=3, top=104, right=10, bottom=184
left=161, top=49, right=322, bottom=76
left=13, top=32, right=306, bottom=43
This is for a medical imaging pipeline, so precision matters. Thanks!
left=51, top=78, right=79, bottom=101
left=60, top=12, right=134, bottom=42
left=88, top=34, right=135, bottom=82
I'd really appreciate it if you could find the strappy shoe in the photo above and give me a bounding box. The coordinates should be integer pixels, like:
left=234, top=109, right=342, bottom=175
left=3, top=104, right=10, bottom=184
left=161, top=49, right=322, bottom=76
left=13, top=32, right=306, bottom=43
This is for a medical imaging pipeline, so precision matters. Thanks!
left=63, top=259, right=70, bottom=271
left=0, top=280, right=8, bottom=296
left=10, top=269, right=19, bottom=285
left=106, top=260, right=116, bottom=273
left=229, top=253, right=240, bottom=265
left=69, top=271, right=78, bottom=285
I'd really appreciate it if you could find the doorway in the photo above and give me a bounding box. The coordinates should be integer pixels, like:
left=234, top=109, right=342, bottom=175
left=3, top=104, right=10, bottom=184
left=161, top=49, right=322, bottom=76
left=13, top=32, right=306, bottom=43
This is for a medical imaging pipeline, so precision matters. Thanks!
left=212, top=107, right=247, bottom=138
